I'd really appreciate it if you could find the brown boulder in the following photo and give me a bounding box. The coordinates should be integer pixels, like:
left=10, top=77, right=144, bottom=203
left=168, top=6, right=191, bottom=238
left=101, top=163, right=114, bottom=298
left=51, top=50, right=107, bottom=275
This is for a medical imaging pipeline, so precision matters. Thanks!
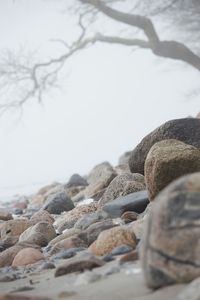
left=0, top=211, right=13, bottom=221
left=49, top=236, right=87, bottom=255
left=12, top=247, right=44, bottom=267
left=30, top=210, right=54, bottom=225
left=89, top=227, right=137, bottom=256
left=145, top=139, right=200, bottom=200
left=1, top=219, right=31, bottom=240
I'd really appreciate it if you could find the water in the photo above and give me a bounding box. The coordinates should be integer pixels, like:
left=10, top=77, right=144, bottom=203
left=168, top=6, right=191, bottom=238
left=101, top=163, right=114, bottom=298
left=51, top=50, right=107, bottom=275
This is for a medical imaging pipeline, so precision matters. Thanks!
left=0, top=181, right=53, bottom=204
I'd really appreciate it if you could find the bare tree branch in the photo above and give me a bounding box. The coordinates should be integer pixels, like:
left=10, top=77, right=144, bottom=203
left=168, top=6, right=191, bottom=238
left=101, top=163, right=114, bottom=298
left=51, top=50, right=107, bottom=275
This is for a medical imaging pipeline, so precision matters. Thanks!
left=1, top=0, right=200, bottom=114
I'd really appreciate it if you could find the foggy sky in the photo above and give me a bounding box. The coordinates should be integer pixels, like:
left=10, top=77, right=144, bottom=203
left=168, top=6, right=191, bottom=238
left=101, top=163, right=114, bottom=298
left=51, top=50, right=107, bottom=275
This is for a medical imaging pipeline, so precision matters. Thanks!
left=0, top=0, right=199, bottom=195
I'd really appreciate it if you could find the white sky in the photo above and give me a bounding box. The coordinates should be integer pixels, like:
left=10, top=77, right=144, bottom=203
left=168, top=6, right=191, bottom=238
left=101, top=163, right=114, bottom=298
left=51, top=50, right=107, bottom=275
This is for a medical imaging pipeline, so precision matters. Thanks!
left=0, top=0, right=199, bottom=194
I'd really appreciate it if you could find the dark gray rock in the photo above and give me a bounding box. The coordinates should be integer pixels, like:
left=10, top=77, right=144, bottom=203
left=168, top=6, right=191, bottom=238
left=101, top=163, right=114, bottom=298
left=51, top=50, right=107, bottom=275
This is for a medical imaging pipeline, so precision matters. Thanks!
left=102, top=190, right=149, bottom=218
left=129, top=118, right=200, bottom=174
left=110, top=245, right=133, bottom=256
left=65, top=174, right=88, bottom=188
left=43, top=191, right=74, bottom=214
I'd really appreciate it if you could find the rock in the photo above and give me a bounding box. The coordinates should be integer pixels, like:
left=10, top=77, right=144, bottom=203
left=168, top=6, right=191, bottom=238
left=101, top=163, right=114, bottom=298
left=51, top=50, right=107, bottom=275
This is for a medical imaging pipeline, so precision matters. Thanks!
left=145, top=139, right=200, bottom=200
left=118, top=151, right=131, bottom=165
left=55, top=253, right=105, bottom=277
left=0, top=245, right=23, bottom=267
left=0, top=211, right=13, bottom=221
left=129, top=118, right=200, bottom=174
left=55, top=202, right=97, bottom=232
left=121, top=211, right=138, bottom=223
left=177, top=277, right=200, bottom=300
left=74, top=210, right=109, bottom=231
left=102, top=190, right=149, bottom=218
left=0, top=236, right=19, bottom=249
left=12, top=248, right=44, bottom=267
left=196, top=112, right=200, bottom=118
left=30, top=210, right=54, bottom=225
left=89, top=227, right=137, bottom=256
left=19, top=222, right=56, bottom=247
left=140, top=172, right=200, bottom=289
left=129, top=218, right=144, bottom=240
left=114, top=164, right=131, bottom=175
left=49, top=228, right=81, bottom=246
left=65, top=174, right=88, bottom=188
left=43, top=191, right=74, bottom=214
left=13, top=201, right=27, bottom=210
left=119, top=250, right=139, bottom=263
left=37, top=182, right=60, bottom=196
left=49, top=236, right=87, bottom=255
left=99, top=173, right=145, bottom=208
left=65, top=186, right=86, bottom=199
left=84, top=162, right=117, bottom=198
left=110, top=245, right=133, bottom=256
left=85, top=219, right=117, bottom=245
left=53, top=248, right=81, bottom=260
left=1, top=219, right=31, bottom=240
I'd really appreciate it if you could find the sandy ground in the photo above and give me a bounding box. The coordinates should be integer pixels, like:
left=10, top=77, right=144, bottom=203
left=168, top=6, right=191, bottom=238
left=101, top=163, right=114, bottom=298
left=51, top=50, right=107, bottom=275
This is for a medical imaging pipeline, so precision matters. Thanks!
left=0, top=262, right=185, bottom=300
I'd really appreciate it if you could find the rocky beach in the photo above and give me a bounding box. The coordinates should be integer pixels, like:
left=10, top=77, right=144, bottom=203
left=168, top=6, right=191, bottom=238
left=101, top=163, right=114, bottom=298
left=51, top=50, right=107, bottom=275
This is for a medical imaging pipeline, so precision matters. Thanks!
left=1, top=116, right=200, bottom=300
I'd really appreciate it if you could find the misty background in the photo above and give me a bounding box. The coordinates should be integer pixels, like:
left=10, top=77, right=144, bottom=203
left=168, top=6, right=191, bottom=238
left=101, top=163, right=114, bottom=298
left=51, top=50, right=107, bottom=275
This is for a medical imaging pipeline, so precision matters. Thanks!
left=0, top=0, right=199, bottom=201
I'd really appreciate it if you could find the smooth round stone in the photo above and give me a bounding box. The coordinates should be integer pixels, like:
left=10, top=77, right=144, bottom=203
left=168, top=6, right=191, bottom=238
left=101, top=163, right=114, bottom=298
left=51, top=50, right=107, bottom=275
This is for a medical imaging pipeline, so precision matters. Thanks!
left=110, top=245, right=133, bottom=256
left=102, top=255, right=115, bottom=262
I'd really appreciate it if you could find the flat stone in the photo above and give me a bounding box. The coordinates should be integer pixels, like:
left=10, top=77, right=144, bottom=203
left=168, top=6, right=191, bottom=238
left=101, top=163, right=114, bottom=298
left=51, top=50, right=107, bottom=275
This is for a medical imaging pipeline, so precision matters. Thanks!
left=102, top=190, right=149, bottom=217
left=55, top=253, right=105, bottom=277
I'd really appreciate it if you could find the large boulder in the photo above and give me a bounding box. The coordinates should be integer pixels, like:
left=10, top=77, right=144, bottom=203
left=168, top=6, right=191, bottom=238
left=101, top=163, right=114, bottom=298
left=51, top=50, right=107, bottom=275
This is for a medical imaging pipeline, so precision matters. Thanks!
left=129, top=118, right=200, bottom=174
left=19, top=222, right=56, bottom=247
left=141, top=172, right=200, bottom=289
left=145, top=139, right=200, bottom=200
left=89, top=227, right=137, bottom=256
left=43, top=191, right=74, bottom=214
left=98, top=173, right=145, bottom=208
left=102, top=190, right=149, bottom=218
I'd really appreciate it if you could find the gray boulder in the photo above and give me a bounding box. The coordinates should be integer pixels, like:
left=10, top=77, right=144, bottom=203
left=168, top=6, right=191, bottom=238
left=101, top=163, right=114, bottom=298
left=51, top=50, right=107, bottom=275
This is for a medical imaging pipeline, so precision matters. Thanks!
left=141, top=172, right=200, bottom=289
left=43, top=191, right=74, bottom=214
